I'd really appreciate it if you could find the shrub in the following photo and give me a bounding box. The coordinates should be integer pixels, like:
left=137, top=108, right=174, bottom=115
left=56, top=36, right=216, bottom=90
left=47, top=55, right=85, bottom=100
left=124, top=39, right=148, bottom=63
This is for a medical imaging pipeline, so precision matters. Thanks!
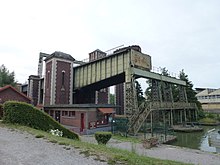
left=206, top=113, right=215, bottom=119
left=199, top=117, right=217, bottom=124
left=95, top=132, right=112, bottom=145
left=0, top=104, right=3, bottom=119
left=3, top=101, right=79, bottom=140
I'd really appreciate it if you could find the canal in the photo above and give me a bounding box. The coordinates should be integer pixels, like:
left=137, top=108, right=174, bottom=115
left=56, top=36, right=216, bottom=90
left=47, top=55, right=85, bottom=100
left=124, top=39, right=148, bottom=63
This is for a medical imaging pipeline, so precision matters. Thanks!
left=171, top=125, right=220, bottom=153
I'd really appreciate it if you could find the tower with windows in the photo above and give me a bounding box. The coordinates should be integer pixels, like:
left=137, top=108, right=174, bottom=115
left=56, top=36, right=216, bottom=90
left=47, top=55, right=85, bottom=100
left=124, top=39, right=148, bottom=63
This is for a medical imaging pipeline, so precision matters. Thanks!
left=44, top=51, right=75, bottom=105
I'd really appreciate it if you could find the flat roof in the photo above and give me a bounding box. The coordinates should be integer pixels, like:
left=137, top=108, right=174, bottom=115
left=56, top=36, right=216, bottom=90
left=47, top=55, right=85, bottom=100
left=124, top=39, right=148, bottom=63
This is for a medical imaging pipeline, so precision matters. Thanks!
left=44, top=104, right=119, bottom=109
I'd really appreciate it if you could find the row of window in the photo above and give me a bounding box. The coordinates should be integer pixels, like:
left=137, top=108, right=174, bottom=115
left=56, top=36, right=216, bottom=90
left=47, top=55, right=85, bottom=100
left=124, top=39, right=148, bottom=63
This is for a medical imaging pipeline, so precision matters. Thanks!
left=197, top=95, right=220, bottom=100
left=62, top=111, right=75, bottom=117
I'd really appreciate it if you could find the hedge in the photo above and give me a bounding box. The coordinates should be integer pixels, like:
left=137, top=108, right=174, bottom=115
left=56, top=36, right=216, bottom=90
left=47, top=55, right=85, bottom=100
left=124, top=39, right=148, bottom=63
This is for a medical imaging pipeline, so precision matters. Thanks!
left=0, top=104, right=3, bottom=119
left=3, top=101, right=79, bottom=140
left=95, top=132, right=112, bottom=145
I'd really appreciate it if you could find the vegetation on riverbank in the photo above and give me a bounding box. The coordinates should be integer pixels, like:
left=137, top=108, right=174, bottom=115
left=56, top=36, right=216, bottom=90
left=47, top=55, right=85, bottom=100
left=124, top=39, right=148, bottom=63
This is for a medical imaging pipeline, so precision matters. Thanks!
left=199, top=113, right=220, bottom=125
left=0, top=122, right=190, bottom=165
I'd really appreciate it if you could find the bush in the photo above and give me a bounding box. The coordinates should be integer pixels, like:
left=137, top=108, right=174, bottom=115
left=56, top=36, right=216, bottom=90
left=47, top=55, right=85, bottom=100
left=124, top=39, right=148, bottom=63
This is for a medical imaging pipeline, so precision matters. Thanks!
left=199, top=117, right=217, bottom=124
left=0, top=104, right=3, bottom=119
left=3, top=101, right=79, bottom=140
left=95, top=132, right=112, bottom=145
left=206, top=113, right=215, bottom=119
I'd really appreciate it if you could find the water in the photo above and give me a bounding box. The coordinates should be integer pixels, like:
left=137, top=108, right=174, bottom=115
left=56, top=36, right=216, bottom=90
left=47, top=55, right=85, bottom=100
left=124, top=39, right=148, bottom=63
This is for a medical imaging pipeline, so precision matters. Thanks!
left=171, top=126, right=220, bottom=153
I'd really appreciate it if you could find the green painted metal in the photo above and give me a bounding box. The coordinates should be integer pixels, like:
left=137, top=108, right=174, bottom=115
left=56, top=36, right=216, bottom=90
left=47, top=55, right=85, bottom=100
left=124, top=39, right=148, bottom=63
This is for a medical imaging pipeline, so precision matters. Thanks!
left=74, top=51, right=131, bottom=89
left=132, top=68, right=186, bottom=86
left=74, top=49, right=185, bottom=89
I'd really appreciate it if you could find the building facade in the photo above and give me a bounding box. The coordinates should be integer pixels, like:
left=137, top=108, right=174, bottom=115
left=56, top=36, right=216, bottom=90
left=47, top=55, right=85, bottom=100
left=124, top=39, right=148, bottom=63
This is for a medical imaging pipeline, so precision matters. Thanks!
left=27, top=51, right=115, bottom=134
left=196, top=88, right=220, bottom=113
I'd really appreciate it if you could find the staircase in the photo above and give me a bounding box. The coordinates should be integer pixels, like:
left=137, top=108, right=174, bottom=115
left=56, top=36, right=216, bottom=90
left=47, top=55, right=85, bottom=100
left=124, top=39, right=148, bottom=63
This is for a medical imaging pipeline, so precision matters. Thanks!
left=127, top=101, right=198, bottom=135
left=127, top=101, right=152, bottom=135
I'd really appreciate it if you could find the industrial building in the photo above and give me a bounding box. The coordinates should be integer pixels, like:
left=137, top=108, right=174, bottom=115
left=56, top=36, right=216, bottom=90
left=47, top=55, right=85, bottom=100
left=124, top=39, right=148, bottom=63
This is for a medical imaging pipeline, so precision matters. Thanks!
left=25, top=45, right=197, bottom=136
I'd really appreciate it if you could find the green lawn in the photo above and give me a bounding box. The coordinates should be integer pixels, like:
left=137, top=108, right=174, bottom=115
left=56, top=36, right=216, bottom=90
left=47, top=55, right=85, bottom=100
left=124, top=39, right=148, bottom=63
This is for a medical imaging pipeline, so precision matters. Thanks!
left=0, top=121, right=191, bottom=165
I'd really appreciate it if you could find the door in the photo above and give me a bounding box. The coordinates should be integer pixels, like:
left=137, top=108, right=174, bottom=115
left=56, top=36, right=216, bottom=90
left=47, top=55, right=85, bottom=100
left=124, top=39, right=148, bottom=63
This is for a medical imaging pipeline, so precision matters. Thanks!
left=55, top=111, right=60, bottom=123
left=80, top=113, right=84, bottom=132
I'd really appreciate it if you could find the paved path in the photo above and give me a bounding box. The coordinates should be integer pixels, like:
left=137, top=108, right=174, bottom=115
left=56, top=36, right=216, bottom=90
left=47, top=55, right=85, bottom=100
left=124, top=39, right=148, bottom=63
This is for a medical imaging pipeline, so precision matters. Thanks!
left=0, top=127, right=107, bottom=165
left=81, top=135, right=220, bottom=165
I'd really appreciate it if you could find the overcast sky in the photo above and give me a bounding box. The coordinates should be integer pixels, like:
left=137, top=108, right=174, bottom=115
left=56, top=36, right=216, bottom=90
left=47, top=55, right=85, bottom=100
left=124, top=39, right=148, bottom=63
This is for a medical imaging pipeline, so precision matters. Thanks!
left=0, top=0, right=219, bottom=89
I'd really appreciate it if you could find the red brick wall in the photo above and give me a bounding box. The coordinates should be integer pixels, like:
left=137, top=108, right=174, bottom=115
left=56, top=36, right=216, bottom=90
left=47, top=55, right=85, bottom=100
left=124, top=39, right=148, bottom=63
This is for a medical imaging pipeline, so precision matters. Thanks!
left=55, top=60, right=71, bottom=104
left=87, top=111, right=97, bottom=123
left=44, top=61, right=52, bottom=105
left=30, top=76, right=40, bottom=106
left=0, top=88, right=31, bottom=104
left=60, top=110, right=97, bottom=129
left=60, top=111, right=81, bottom=127
left=116, top=83, right=125, bottom=115
left=97, top=89, right=109, bottom=104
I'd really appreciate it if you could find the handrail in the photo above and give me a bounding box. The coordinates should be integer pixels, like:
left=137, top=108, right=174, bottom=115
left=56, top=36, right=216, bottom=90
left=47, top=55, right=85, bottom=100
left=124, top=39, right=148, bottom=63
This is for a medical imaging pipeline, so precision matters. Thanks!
left=127, top=101, right=197, bottom=135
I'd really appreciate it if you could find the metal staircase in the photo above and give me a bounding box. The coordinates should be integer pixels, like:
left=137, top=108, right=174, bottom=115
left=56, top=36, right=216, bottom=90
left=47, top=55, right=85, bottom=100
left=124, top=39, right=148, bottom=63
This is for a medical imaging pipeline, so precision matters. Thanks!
left=127, top=101, right=152, bottom=135
left=127, top=101, right=197, bottom=135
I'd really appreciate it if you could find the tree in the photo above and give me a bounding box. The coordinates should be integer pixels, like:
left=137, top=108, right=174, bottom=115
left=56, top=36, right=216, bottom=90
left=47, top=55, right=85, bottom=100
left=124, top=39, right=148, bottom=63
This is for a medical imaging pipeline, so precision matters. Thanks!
left=145, top=67, right=169, bottom=101
left=178, top=69, right=204, bottom=118
left=135, top=80, right=145, bottom=105
left=109, top=93, right=115, bottom=104
left=0, top=64, right=16, bottom=87
left=179, top=69, right=197, bottom=102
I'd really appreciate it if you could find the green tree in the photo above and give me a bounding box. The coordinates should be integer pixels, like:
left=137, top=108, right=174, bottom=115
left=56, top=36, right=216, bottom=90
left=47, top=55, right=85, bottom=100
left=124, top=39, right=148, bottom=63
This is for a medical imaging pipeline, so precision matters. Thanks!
left=135, top=80, right=145, bottom=105
left=145, top=67, right=169, bottom=101
left=178, top=69, right=204, bottom=118
left=0, top=64, right=16, bottom=87
left=179, top=69, right=197, bottom=102
left=109, top=93, right=115, bottom=104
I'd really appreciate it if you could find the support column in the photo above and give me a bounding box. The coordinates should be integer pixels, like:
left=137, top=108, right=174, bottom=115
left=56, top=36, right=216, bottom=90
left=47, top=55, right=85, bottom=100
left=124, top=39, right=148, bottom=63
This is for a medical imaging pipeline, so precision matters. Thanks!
left=180, top=110, right=183, bottom=124
left=125, top=77, right=137, bottom=116
left=163, top=111, right=167, bottom=141
left=184, top=109, right=187, bottom=125
left=151, top=112, right=153, bottom=137
left=170, top=110, right=173, bottom=126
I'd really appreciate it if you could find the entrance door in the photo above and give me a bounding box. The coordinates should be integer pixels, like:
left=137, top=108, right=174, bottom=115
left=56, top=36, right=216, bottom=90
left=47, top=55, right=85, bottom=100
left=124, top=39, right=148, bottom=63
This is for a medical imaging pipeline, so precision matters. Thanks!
left=55, top=111, right=60, bottom=123
left=80, top=113, right=84, bottom=132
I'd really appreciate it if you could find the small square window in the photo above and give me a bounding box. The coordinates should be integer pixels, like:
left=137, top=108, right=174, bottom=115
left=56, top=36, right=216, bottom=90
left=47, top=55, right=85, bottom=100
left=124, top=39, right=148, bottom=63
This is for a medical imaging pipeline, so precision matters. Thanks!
left=62, top=111, right=68, bottom=116
left=69, top=111, right=75, bottom=117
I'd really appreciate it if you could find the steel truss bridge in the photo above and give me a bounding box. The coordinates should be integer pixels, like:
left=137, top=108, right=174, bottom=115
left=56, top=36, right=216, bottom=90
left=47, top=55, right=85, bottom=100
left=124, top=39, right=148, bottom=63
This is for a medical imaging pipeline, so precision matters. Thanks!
left=73, top=46, right=197, bottom=135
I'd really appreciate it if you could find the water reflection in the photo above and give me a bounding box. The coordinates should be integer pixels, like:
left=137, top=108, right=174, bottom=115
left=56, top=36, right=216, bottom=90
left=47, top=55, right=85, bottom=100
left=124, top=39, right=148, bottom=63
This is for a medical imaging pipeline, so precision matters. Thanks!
left=171, top=126, right=220, bottom=153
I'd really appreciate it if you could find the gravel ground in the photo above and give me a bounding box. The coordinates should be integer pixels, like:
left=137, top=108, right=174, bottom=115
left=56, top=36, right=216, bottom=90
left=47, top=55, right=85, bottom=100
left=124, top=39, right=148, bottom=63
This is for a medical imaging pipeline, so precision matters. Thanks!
left=0, top=127, right=107, bottom=165
left=1, top=126, right=220, bottom=165
left=82, top=135, right=220, bottom=165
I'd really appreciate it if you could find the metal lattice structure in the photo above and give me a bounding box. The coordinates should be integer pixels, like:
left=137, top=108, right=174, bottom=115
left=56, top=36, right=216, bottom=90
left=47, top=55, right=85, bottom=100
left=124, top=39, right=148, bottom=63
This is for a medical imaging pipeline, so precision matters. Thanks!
left=72, top=45, right=198, bottom=137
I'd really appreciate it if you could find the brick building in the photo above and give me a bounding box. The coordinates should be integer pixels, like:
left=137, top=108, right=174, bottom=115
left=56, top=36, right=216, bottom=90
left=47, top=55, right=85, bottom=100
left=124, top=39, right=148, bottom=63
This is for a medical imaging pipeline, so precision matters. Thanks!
left=27, top=51, right=115, bottom=134
left=0, top=85, right=31, bottom=118
left=0, top=85, right=31, bottom=104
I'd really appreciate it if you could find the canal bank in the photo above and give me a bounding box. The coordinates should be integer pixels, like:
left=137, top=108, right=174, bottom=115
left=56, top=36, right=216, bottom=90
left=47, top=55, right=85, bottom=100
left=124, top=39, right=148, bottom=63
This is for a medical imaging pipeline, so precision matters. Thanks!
left=171, top=125, right=220, bottom=153
left=82, top=134, right=220, bottom=165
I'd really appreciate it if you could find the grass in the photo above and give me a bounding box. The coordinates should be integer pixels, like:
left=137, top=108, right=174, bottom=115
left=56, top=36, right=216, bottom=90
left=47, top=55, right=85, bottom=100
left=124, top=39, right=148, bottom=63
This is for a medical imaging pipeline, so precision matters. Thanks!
left=112, top=134, right=141, bottom=143
left=0, top=121, right=191, bottom=165
left=199, top=117, right=218, bottom=124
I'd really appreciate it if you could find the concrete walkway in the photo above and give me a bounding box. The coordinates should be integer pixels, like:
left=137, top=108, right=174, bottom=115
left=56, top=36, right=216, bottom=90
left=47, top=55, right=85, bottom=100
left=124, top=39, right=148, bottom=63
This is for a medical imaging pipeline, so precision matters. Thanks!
left=81, top=135, right=220, bottom=165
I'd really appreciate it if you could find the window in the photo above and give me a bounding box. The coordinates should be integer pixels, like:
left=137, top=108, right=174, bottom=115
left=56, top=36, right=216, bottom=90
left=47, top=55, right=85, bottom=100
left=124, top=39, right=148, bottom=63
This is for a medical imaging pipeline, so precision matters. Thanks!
left=62, top=70, right=65, bottom=87
left=47, top=71, right=50, bottom=88
left=62, top=111, right=68, bottom=116
left=69, top=111, right=75, bottom=117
